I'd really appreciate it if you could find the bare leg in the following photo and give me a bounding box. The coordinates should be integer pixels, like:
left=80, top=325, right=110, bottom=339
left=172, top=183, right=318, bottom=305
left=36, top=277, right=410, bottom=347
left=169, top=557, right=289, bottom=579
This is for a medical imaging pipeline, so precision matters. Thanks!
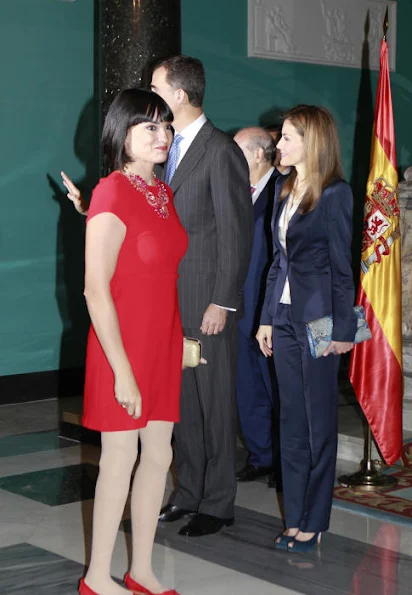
left=290, top=530, right=322, bottom=543
left=129, top=421, right=174, bottom=593
left=85, top=430, right=138, bottom=594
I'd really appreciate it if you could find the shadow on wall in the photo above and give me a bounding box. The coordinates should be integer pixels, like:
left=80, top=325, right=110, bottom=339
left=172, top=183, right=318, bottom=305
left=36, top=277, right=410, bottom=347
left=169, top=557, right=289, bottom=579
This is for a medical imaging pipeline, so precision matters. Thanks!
left=350, top=11, right=374, bottom=289
left=259, top=106, right=287, bottom=130
left=48, top=97, right=100, bottom=396
left=225, top=106, right=287, bottom=138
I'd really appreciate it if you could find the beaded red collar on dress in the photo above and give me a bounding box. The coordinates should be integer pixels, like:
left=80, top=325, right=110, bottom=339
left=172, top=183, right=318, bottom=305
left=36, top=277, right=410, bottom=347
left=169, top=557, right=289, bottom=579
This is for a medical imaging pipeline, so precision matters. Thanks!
left=122, top=169, right=169, bottom=219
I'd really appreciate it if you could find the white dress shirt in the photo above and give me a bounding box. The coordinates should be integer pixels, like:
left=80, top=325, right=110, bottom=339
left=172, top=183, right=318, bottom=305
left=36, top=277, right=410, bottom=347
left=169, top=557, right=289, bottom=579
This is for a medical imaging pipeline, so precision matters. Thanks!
left=176, top=113, right=207, bottom=165
left=279, top=195, right=302, bottom=304
left=251, top=167, right=275, bottom=204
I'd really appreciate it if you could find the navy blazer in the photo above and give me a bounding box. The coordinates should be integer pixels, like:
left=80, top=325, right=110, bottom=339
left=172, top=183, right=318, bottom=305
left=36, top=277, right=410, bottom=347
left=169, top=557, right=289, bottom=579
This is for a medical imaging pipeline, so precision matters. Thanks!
left=238, top=170, right=284, bottom=339
left=260, top=177, right=356, bottom=342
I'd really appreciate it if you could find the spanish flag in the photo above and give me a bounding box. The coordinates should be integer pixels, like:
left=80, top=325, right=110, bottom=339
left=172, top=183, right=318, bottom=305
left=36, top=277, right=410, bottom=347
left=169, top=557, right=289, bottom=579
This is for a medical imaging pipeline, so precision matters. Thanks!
left=349, top=37, right=403, bottom=465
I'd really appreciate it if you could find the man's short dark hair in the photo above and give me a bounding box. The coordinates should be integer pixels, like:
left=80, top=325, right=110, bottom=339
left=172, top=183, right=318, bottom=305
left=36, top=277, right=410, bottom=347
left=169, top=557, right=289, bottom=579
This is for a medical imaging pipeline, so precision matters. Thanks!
left=264, top=124, right=282, bottom=138
left=155, top=55, right=205, bottom=108
left=102, top=88, right=173, bottom=174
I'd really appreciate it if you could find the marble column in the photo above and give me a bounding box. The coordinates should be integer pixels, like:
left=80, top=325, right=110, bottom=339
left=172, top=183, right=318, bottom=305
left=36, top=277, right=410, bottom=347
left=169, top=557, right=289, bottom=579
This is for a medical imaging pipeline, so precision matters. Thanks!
left=398, top=166, right=412, bottom=432
left=101, top=0, right=181, bottom=117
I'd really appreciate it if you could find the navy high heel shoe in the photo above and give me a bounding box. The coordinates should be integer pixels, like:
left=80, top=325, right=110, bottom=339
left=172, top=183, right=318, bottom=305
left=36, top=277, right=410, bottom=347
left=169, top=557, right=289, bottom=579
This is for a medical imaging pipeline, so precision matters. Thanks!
left=274, top=530, right=297, bottom=551
left=287, top=532, right=321, bottom=553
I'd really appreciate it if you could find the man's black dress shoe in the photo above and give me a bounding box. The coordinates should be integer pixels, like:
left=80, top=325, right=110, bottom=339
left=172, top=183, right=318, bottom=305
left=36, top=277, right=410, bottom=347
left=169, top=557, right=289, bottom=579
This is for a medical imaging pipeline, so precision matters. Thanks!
left=158, top=504, right=195, bottom=522
left=236, top=464, right=272, bottom=482
left=178, top=513, right=234, bottom=537
left=268, top=471, right=283, bottom=491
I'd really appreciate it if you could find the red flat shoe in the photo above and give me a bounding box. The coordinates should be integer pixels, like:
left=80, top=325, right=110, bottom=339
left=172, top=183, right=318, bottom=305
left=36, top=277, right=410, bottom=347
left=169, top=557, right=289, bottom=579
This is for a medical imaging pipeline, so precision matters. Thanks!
left=79, top=577, right=136, bottom=595
left=79, top=579, right=99, bottom=595
left=124, top=572, right=180, bottom=595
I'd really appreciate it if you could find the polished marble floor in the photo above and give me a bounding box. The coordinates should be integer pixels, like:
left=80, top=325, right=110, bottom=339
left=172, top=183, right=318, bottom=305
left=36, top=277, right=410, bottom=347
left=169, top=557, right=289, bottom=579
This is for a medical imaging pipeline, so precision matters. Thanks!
left=0, top=399, right=411, bottom=594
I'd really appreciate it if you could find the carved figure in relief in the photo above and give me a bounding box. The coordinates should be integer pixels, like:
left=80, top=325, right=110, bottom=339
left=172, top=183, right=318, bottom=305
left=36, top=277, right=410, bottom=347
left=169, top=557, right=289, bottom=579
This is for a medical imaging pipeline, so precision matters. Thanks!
left=265, top=6, right=296, bottom=54
left=368, top=7, right=384, bottom=64
left=322, top=3, right=348, bottom=43
left=320, top=0, right=354, bottom=63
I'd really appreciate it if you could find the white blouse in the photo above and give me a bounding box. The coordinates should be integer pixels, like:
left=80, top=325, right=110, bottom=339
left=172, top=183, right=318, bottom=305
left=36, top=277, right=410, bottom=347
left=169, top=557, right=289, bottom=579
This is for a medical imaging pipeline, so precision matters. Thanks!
left=278, top=195, right=302, bottom=304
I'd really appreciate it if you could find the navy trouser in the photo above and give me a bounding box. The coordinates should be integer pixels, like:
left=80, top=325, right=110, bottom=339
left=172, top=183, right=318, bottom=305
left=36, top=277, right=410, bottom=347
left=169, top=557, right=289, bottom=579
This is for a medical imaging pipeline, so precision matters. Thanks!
left=236, top=329, right=281, bottom=472
left=272, top=304, right=340, bottom=532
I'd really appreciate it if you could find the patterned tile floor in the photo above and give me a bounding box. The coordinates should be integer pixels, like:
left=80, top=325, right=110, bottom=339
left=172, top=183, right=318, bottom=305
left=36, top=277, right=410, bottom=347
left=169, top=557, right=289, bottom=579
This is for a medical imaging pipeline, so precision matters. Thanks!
left=0, top=399, right=412, bottom=594
left=333, top=455, right=412, bottom=527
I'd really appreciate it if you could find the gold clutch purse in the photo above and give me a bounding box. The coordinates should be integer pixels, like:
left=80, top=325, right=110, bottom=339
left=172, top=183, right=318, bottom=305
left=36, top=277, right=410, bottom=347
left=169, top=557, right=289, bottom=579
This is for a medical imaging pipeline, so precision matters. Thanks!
left=183, top=337, right=202, bottom=368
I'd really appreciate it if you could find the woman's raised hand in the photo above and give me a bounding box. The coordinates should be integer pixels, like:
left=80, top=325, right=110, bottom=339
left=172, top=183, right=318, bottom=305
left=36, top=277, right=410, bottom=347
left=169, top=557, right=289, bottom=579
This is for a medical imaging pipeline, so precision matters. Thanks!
left=256, top=325, right=273, bottom=357
left=61, top=171, right=88, bottom=215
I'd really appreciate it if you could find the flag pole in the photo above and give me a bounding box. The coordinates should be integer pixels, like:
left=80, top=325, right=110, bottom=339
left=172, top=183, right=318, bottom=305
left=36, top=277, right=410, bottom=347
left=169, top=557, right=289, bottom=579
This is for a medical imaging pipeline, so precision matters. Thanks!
left=338, top=7, right=399, bottom=492
left=338, top=423, right=397, bottom=492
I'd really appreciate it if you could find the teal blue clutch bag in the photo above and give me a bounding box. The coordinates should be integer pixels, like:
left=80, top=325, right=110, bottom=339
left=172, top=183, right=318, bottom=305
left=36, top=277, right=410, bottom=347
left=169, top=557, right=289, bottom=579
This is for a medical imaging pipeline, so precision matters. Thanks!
left=306, top=305, right=372, bottom=359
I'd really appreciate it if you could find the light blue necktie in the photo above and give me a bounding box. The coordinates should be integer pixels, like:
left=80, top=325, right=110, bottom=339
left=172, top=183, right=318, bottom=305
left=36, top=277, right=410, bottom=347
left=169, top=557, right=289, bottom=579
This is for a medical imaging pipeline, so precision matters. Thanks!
left=164, top=134, right=183, bottom=185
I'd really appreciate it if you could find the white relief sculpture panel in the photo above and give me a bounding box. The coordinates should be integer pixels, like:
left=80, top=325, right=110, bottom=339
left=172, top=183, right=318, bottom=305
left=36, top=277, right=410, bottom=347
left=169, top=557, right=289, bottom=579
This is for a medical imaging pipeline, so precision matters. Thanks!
left=248, top=0, right=397, bottom=71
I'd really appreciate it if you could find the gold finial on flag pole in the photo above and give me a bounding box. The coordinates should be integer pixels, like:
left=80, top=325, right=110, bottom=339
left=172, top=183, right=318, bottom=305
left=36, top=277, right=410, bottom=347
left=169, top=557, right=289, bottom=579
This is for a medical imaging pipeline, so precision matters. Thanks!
left=383, top=7, right=389, bottom=41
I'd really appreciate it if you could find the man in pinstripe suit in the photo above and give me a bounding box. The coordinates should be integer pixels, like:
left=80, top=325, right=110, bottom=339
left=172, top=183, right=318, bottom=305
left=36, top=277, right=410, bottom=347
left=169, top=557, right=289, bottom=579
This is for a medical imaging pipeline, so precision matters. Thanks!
left=152, top=56, right=254, bottom=536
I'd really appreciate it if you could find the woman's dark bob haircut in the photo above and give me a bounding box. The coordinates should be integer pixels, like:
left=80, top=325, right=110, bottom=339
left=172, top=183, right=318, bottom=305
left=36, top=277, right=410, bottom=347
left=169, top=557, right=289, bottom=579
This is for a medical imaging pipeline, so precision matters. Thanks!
left=102, top=88, right=173, bottom=174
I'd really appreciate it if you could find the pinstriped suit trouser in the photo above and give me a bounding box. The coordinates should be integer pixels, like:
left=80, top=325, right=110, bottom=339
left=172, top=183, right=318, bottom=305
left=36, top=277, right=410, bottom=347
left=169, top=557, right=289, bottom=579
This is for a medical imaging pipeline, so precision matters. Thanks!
left=171, top=324, right=238, bottom=518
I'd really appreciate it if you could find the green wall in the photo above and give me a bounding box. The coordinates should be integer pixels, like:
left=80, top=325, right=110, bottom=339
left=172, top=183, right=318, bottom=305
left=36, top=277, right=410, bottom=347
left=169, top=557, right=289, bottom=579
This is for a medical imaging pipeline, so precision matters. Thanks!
left=0, top=0, right=98, bottom=376
left=181, top=0, right=412, bottom=179
left=1, top=0, right=411, bottom=378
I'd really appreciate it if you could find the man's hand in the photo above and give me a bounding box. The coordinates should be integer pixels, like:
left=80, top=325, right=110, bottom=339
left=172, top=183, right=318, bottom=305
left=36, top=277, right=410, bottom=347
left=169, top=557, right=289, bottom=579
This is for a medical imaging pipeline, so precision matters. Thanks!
left=200, top=304, right=228, bottom=336
left=256, top=325, right=273, bottom=357
left=323, top=340, right=353, bottom=357
left=61, top=171, right=88, bottom=215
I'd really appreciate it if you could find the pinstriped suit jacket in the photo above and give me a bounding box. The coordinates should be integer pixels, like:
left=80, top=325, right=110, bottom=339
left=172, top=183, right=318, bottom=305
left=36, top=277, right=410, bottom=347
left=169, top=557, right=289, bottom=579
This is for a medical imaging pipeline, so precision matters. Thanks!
left=160, top=120, right=254, bottom=329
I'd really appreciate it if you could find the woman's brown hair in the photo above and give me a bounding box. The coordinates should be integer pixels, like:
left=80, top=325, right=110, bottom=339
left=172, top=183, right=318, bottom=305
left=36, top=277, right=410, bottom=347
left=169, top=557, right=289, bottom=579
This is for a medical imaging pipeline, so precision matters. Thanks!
left=280, top=105, right=344, bottom=213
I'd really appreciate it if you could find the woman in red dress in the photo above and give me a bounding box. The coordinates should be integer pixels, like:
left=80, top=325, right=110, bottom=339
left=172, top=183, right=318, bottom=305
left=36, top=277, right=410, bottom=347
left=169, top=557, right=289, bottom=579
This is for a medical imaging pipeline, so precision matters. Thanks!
left=76, top=89, right=187, bottom=595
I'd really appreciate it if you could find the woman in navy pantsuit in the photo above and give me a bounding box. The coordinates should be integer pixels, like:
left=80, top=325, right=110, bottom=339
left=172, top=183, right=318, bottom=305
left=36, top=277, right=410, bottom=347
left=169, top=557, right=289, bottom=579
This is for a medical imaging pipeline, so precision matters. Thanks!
left=257, top=105, right=357, bottom=553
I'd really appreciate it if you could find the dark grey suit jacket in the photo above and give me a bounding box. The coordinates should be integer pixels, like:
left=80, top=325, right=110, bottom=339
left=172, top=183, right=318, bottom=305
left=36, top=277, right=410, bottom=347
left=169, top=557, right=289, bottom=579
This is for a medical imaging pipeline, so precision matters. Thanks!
left=162, top=120, right=254, bottom=329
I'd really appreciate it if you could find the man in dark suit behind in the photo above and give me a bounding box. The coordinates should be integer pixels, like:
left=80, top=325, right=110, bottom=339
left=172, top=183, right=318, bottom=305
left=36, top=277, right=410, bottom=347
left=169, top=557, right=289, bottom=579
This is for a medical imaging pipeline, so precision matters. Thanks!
left=233, top=127, right=283, bottom=488
left=151, top=56, right=254, bottom=536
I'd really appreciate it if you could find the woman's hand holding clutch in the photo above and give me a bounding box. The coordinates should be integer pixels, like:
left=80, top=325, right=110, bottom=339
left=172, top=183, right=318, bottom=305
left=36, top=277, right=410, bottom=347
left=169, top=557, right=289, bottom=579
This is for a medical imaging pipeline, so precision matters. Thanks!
left=182, top=337, right=207, bottom=369
left=323, top=340, right=353, bottom=357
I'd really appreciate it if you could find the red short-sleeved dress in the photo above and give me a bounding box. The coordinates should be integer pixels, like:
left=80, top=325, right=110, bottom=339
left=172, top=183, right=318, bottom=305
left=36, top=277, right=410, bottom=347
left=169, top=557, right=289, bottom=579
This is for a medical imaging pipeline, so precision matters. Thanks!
left=82, top=171, right=188, bottom=431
